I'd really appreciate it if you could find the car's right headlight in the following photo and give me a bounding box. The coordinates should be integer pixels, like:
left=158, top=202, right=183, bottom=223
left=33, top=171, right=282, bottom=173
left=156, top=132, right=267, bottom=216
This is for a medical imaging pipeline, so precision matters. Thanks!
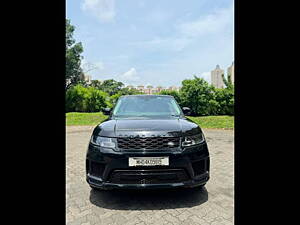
left=182, top=133, right=205, bottom=147
left=90, top=136, right=116, bottom=148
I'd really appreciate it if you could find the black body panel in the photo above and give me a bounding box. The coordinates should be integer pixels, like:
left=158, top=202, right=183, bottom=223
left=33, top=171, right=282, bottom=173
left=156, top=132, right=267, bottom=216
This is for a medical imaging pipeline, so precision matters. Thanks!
left=86, top=95, right=210, bottom=190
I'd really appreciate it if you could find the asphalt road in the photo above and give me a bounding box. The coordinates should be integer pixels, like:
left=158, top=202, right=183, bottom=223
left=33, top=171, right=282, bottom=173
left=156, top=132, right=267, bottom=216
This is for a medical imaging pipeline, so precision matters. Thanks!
left=66, top=126, right=234, bottom=225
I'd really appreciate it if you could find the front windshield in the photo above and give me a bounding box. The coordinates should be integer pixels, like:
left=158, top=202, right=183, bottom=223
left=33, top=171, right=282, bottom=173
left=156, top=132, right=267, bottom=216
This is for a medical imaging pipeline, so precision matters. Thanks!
left=112, top=96, right=182, bottom=118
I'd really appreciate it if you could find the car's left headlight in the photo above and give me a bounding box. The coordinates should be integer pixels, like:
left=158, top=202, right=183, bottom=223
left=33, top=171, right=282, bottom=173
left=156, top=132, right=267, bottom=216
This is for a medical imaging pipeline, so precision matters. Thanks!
left=90, top=136, right=116, bottom=148
left=182, top=133, right=205, bottom=147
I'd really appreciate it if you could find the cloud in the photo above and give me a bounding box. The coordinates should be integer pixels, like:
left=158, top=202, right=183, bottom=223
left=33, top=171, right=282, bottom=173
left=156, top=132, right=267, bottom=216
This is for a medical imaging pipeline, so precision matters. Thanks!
left=81, top=0, right=115, bottom=23
left=119, top=68, right=140, bottom=84
left=177, top=5, right=233, bottom=38
left=129, top=4, right=233, bottom=52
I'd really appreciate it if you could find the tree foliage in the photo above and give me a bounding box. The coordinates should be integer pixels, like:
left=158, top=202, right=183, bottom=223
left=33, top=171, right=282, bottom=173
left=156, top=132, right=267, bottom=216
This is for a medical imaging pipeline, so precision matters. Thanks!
left=98, top=79, right=124, bottom=96
left=214, top=87, right=234, bottom=115
left=222, top=73, right=233, bottom=89
left=65, top=77, right=234, bottom=115
left=89, top=80, right=102, bottom=89
left=178, top=76, right=234, bottom=116
left=180, top=76, right=216, bottom=115
left=65, top=85, right=107, bottom=112
left=66, top=19, right=84, bottom=90
left=70, top=80, right=144, bottom=110
left=158, top=90, right=182, bottom=105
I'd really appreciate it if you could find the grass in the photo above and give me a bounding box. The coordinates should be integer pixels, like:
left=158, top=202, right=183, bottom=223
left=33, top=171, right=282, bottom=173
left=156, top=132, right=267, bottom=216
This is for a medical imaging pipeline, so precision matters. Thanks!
left=66, top=112, right=108, bottom=126
left=187, top=115, right=234, bottom=129
left=66, top=112, right=234, bottom=129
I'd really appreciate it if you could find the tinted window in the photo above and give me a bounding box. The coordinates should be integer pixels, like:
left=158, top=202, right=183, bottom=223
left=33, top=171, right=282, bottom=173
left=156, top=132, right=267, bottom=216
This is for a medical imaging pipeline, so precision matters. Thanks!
left=113, top=96, right=182, bottom=117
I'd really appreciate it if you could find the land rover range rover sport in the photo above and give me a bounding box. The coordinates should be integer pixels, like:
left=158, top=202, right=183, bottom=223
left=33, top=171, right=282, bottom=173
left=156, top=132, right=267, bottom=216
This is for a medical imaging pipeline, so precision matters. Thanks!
left=86, top=95, right=210, bottom=190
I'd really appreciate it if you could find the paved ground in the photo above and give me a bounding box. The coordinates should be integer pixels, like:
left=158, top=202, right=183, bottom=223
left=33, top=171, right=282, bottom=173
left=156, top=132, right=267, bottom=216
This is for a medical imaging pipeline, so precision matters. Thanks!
left=66, top=126, right=234, bottom=225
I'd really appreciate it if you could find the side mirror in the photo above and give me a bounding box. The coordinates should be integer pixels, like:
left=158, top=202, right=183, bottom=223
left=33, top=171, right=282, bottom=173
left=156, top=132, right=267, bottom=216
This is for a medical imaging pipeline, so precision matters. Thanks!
left=102, top=108, right=111, bottom=115
left=182, top=107, right=191, bottom=116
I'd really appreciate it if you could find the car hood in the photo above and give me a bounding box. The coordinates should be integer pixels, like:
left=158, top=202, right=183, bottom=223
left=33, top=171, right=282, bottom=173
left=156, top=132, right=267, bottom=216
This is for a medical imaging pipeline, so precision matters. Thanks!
left=92, top=118, right=201, bottom=138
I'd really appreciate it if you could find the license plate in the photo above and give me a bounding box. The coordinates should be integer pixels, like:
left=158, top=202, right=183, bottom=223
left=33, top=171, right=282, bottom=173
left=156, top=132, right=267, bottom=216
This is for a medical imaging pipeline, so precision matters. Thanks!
left=129, top=157, right=169, bottom=167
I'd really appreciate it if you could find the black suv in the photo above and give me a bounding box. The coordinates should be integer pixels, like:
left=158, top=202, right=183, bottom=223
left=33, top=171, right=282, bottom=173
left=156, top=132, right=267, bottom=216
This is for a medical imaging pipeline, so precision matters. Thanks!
left=86, top=95, right=210, bottom=190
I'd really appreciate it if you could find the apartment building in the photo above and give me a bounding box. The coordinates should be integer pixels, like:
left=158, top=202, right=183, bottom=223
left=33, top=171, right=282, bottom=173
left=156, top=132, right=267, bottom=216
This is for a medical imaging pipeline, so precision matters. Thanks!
left=211, top=62, right=234, bottom=88
left=211, top=65, right=225, bottom=89
left=227, top=62, right=234, bottom=84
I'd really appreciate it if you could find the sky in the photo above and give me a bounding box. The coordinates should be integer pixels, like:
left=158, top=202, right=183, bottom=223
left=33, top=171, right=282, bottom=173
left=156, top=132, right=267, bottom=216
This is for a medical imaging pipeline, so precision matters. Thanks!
left=66, top=0, right=234, bottom=87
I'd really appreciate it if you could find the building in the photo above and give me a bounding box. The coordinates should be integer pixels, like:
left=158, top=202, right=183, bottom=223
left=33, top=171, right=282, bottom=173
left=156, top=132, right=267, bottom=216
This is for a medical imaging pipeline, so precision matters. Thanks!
left=211, top=65, right=225, bottom=88
left=227, top=62, right=234, bottom=84
left=168, top=86, right=181, bottom=92
left=137, top=85, right=145, bottom=93
left=156, top=86, right=164, bottom=93
left=151, top=87, right=160, bottom=94
left=83, top=74, right=92, bottom=84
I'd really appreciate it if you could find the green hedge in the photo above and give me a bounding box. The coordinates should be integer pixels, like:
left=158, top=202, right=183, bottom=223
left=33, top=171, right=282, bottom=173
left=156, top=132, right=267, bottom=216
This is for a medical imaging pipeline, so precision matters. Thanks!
left=66, top=85, right=108, bottom=112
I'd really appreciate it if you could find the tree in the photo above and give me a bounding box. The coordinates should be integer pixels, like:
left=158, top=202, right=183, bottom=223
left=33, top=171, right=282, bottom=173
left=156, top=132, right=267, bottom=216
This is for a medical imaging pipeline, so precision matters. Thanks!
left=222, top=73, right=233, bottom=89
left=218, top=73, right=234, bottom=115
left=65, top=84, right=108, bottom=112
left=208, top=99, right=220, bottom=115
left=89, top=80, right=102, bottom=89
left=159, top=90, right=182, bottom=106
left=65, top=85, right=88, bottom=112
left=108, top=93, right=122, bottom=108
left=99, top=79, right=124, bottom=96
left=180, top=76, right=215, bottom=116
left=66, top=19, right=84, bottom=90
left=85, top=88, right=108, bottom=112
left=214, top=87, right=234, bottom=115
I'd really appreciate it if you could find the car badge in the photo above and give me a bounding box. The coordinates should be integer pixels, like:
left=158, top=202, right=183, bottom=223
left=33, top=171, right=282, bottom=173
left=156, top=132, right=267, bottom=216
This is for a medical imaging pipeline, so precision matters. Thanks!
left=167, top=141, right=175, bottom=147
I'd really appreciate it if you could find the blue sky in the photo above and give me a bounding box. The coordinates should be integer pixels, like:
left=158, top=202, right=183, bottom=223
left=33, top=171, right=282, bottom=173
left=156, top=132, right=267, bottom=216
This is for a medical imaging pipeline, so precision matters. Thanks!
left=66, top=0, right=234, bottom=87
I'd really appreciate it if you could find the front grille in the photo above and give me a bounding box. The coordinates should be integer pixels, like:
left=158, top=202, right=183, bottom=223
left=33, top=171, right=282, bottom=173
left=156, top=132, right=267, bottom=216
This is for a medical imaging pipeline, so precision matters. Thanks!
left=109, top=169, right=189, bottom=184
left=89, top=161, right=105, bottom=177
left=117, top=137, right=180, bottom=150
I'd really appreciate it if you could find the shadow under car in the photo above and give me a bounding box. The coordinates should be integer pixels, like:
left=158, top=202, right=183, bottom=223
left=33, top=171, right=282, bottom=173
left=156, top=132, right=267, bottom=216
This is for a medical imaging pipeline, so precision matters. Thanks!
left=89, top=186, right=208, bottom=210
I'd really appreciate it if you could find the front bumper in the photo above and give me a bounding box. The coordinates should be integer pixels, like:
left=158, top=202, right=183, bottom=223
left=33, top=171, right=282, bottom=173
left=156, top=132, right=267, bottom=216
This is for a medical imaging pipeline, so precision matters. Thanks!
left=86, top=143, right=210, bottom=190
left=87, top=171, right=209, bottom=190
